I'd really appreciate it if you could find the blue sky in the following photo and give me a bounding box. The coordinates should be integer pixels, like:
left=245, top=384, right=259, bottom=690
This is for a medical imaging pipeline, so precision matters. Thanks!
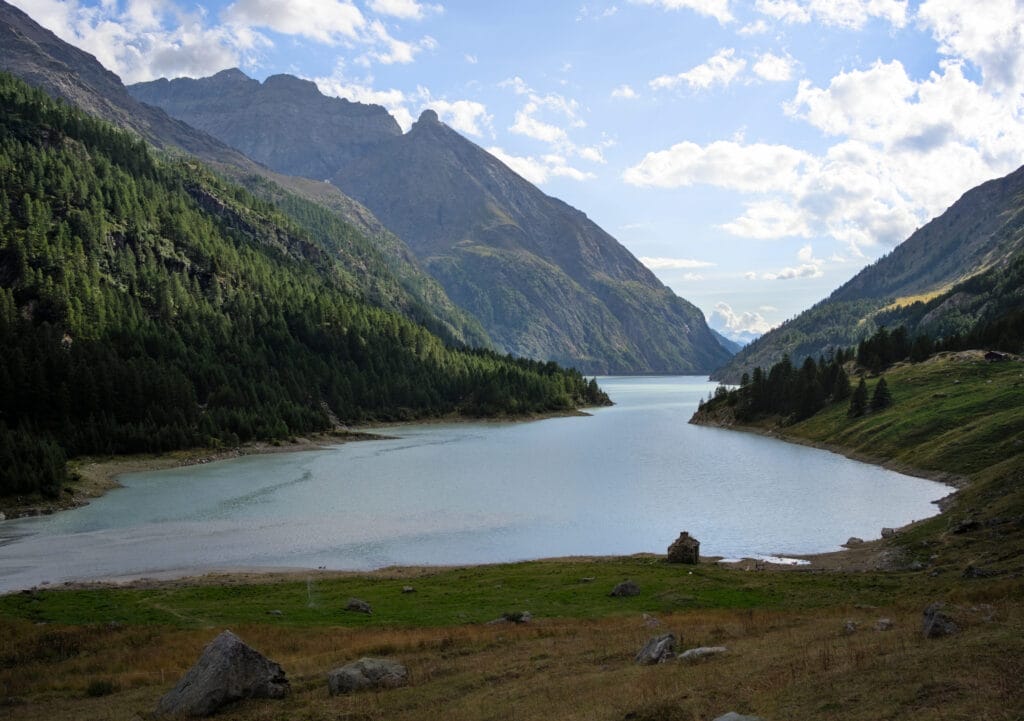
left=16, top=0, right=1024, bottom=341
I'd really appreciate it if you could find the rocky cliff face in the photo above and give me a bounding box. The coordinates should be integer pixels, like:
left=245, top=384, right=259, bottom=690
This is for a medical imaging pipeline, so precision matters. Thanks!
left=130, top=70, right=402, bottom=180
left=130, top=68, right=731, bottom=373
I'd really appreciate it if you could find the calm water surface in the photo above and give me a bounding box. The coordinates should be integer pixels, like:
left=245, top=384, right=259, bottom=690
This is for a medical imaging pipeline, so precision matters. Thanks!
left=0, top=376, right=952, bottom=591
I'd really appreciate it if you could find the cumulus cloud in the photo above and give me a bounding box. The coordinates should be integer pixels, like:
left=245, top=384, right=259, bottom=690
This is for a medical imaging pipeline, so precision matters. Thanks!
left=650, top=48, right=746, bottom=91
left=630, top=0, right=734, bottom=24
left=754, top=0, right=908, bottom=29
left=224, top=0, right=365, bottom=43
left=487, top=147, right=595, bottom=184
left=425, top=98, right=493, bottom=137
left=639, top=257, right=716, bottom=269
left=367, top=0, right=443, bottom=20
left=623, top=140, right=813, bottom=192
left=504, top=82, right=611, bottom=167
left=709, top=302, right=774, bottom=337
left=918, top=0, right=1024, bottom=94
left=752, top=52, right=796, bottom=81
left=627, top=21, right=1024, bottom=257
left=762, top=263, right=824, bottom=280
left=611, top=84, right=638, bottom=99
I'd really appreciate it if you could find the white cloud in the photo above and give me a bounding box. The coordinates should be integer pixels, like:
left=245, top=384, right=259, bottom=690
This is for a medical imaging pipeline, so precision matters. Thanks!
left=505, top=84, right=611, bottom=164
left=639, top=257, right=716, bottom=269
left=744, top=271, right=759, bottom=280
left=754, top=0, right=908, bottom=29
left=630, top=0, right=734, bottom=24
left=753, top=52, right=795, bottom=82
left=738, top=18, right=770, bottom=34
left=918, top=0, right=1024, bottom=94
left=611, top=84, right=638, bottom=99
left=367, top=0, right=443, bottom=20
left=710, top=302, right=774, bottom=336
left=650, top=48, right=745, bottom=91
left=499, top=76, right=532, bottom=95
left=623, top=140, right=813, bottom=192
left=464, top=53, right=478, bottom=64
left=720, top=199, right=812, bottom=239
left=224, top=0, right=365, bottom=43
left=425, top=98, right=493, bottom=137
left=487, top=147, right=595, bottom=184
left=315, top=73, right=417, bottom=129
left=762, top=263, right=824, bottom=280
left=682, top=272, right=705, bottom=281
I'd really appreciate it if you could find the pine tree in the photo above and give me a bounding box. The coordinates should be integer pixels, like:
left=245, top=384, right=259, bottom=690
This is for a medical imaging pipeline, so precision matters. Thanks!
left=848, top=376, right=868, bottom=417
left=870, top=376, right=892, bottom=411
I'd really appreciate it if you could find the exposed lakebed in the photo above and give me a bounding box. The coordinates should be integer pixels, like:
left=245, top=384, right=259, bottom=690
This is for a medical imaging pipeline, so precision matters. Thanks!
left=0, top=376, right=952, bottom=592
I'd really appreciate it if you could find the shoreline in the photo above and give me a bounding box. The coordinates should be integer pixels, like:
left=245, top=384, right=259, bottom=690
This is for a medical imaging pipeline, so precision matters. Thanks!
left=0, top=408, right=596, bottom=520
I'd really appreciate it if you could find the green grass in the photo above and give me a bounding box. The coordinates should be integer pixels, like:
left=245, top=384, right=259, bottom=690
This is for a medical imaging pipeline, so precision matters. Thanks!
left=0, top=557, right=987, bottom=630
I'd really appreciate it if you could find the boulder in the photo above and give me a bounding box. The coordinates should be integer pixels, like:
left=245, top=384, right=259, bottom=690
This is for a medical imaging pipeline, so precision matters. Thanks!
left=842, top=620, right=858, bottom=635
left=345, top=597, right=372, bottom=614
left=678, top=646, right=727, bottom=662
left=401, top=585, right=416, bottom=594
left=881, top=527, right=898, bottom=539
left=666, top=531, right=700, bottom=564
left=635, top=633, right=676, bottom=665
left=610, top=580, right=640, bottom=597
left=874, top=618, right=894, bottom=631
left=844, top=537, right=864, bottom=547
left=923, top=602, right=957, bottom=638
left=327, top=657, right=408, bottom=695
left=154, top=630, right=289, bottom=717
left=486, top=611, right=532, bottom=625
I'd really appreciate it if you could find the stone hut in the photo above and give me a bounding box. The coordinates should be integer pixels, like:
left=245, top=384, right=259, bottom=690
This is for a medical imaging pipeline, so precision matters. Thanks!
left=667, top=531, right=700, bottom=564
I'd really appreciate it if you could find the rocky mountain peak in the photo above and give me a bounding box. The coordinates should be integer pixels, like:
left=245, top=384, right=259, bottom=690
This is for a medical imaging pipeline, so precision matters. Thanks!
left=417, top=108, right=440, bottom=125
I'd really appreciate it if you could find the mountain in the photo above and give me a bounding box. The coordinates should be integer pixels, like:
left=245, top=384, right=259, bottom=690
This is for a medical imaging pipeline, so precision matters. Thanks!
left=131, top=69, right=402, bottom=180
left=128, top=71, right=732, bottom=374
left=710, top=330, right=744, bottom=355
left=0, top=72, right=608, bottom=498
left=0, top=0, right=486, bottom=348
left=714, top=163, right=1024, bottom=381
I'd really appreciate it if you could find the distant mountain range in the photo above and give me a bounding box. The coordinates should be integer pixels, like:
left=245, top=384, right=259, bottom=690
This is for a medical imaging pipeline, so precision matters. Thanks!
left=129, top=69, right=732, bottom=373
left=714, top=163, right=1024, bottom=381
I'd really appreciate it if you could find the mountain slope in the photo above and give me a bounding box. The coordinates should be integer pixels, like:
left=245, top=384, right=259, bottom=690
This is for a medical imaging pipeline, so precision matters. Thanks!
left=0, top=72, right=608, bottom=498
left=130, top=68, right=730, bottom=373
left=0, top=0, right=485, bottom=347
left=714, top=163, right=1024, bottom=381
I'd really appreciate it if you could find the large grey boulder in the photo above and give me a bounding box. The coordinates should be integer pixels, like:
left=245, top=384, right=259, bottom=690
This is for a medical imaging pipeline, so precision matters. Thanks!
left=154, top=630, right=289, bottom=717
left=327, top=657, right=409, bottom=695
left=666, top=531, right=700, bottom=564
left=610, top=580, right=640, bottom=597
left=923, top=602, right=958, bottom=638
left=635, top=633, right=676, bottom=665
left=345, top=597, right=372, bottom=614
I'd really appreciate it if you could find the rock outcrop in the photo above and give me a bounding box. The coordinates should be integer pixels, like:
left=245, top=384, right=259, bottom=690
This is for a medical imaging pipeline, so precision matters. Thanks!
left=923, top=602, right=958, bottom=638
left=327, top=657, right=409, bottom=695
left=154, top=630, right=289, bottom=717
left=610, top=580, right=640, bottom=597
left=635, top=633, right=676, bottom=664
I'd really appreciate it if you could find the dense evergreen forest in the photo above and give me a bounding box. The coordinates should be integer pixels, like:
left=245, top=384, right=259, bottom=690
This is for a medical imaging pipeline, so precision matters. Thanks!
left=0, top=74, right=608, bottom=499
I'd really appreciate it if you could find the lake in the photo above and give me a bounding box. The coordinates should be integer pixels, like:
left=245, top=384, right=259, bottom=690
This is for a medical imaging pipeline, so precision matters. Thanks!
left=0, top=376, right=952, bottom=592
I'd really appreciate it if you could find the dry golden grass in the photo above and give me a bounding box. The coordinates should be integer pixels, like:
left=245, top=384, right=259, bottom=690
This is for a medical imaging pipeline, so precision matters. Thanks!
left=3, top=595, right=1021, bottom=721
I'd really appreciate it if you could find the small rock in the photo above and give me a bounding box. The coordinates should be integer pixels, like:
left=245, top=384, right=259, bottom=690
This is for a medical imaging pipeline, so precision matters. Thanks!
left=842, top=620, right=858, bottom=635
left=154, top=630, right=289, bottom=717
left=712, top=713, right=764, bottom=721
left=666, top=531, right=700, bottom=564
left=327, top=658, right=408, bottom=695
left=401, top=585, right=416, bottom=594
left=923, top=602, right=957, bottom=638
left=642, top=613, right=662, bottom=629
left=267, top=610, right=283, bottom=617
left=579, top=577, right=595, bottom=583
left=635, top=633, right=676, bottom=665
left=487, top=611, right=532, bottom=625
left=610, top=580, right=640, bottom=597
left=875, top=618, right=894, bottom=631
left=907, top=560, right=925, bottom=571
left=678, top=646, right=727, bottom=662
left=345, top=598, right=372, bottom=614
left=881, top=527, right=898, bottom=539
left=0, top=511, right=6, bottom=521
